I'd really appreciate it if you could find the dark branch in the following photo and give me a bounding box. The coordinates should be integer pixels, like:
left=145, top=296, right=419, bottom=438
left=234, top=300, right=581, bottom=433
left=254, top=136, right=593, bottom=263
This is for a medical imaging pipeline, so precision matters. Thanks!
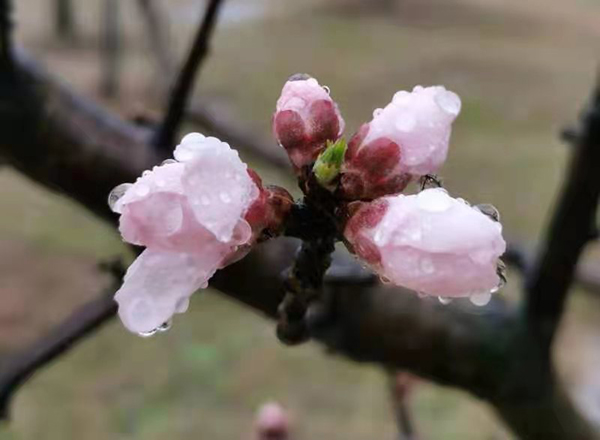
left=153, top=0, right=225, bottom=151
left=525, top=83, right=600, bottom=350
left=0, top=0, right=13, bottom=65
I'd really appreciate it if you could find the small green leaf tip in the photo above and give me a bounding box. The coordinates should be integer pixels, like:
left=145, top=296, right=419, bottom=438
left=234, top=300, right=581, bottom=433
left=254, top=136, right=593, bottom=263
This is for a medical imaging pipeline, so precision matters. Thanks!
left=313, top=139, right=347, bottom=188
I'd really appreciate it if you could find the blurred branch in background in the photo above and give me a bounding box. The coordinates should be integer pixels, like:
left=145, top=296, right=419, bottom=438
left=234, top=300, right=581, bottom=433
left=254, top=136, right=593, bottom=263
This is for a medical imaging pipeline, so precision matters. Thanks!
left=100, top=0, right=120, bottom=97
left=153, top=0, right=225, bottom=152
left=135, top=0, right=175, bottom=82
left=53, top=0, right=76, bottom=42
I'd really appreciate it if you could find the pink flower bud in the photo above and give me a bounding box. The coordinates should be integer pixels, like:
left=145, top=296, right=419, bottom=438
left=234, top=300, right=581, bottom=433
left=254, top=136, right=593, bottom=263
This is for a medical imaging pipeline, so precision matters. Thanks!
left=273, top=75, right=345, bottom=170
left=253, top=402, right=291, bottom=440
left=340, top=85, right=461, bottom=200
left=344, top=189, right=506, bottom=300
left=111, top=133, right=288, bottom=334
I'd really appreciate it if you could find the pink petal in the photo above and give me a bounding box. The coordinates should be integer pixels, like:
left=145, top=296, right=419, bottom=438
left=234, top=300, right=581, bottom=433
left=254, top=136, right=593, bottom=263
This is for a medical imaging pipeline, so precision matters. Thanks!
left=115, top=248, right=230, bottom=333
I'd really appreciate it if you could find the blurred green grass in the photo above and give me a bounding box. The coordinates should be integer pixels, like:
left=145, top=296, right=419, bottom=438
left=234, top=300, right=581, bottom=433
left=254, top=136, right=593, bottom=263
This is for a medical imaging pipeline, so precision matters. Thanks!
left=1, top=0, right=599, bottom=438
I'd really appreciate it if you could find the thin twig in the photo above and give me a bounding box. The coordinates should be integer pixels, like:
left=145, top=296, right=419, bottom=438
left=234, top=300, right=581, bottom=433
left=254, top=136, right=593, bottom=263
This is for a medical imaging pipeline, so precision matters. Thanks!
left=153, top=0, right=225, bottom=151
left=525, top=82, right=600, bottom=351
left=136, top=0, right=174, bottom=79
left=388, top=372, right=418, bottom=440
left=0, top=294, right=117, bottom=420
left=100, top=0, right=120, bottom=97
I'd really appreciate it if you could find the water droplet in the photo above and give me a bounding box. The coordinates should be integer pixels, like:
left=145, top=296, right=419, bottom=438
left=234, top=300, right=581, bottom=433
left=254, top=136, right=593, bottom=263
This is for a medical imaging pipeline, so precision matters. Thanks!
left=475, top=204, right=501, bottom=222
left=434, top=90, right=461, bottom=116
left=322, top=85, right=331, bottom=95
left=393, top=91, right=410, bottom=105
left=157, top=320, right=172, bottom=333
left=137, top=320, right=172, bottom=337
left=108, top=183, right=132, bottom=213
left=379, top=275, right=391, bottom=285
left=417, top=189, right=452, bottom=212
left=456, top=197, right=471, bottom=206
left=395, top=114, right=416, bottom=132
left=136, top=183, right=150, bottom=197
left=161, top=159, right=177, bottom=166
left=413, top=85, right=424, bottom=92
left=175, top=298, right=190, bottom=313
left=138, top=329, right=158, bottom=338
left=491, top=266, right=507, bottom=293
left=417, top=291, right=428, bottom=298
left=373, top=108, right=383, bottom=118
left=470, top=291, right=492, bottom=306
left=374, top=229, right=385, bottom=245
left=438, top=296, right=453, bottom=305
left=142, top=170, right=151, bottom=177
left=419, top=257, right=434, bottom=274
left=219, top=192, right=232, bottom=204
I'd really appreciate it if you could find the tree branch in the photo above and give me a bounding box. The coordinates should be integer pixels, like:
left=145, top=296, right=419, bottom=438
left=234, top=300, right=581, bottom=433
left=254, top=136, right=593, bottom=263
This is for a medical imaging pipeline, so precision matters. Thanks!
left=153, top=0, right=225, bottom=151
left=525, top=83, right=600, bottom=351
left=0, top=0, right=13, bottom=65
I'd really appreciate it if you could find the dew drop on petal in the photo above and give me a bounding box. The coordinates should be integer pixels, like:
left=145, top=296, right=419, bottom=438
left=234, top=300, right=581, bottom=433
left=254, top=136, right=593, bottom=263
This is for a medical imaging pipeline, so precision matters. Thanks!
left=417, top=291, right=428, bottom=298
left=108, top=183, right=132, bottom=213
left=379, top=275, right=391, bottom=285
left=138, top=328, right=158, bottom=338
left=219, top=192, right=232, bottom=204
left=419, top=257, right=434, bottom=274
left=434, top=90, right=461, bottom=116
left=136, top=183, right=150, bottom=197
left=157, top=320, right=172, bottom=333
left=470, top=291, right=492, bottom=306
left=161, top=159, right=177, bottom=166
left=175, top=297, right=190, bottom=314
left=438, top=296, right=453, bottom=305
left=322, top=85, right=331, bottom=95
left=373, top=108, right=383, bottom=118
left=475, top=204, right=501, bottom=222
left=395, top=114, right=417, bottom=132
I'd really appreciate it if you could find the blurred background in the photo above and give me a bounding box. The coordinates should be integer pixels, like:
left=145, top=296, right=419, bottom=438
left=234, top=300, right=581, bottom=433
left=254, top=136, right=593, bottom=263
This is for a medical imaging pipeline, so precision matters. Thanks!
left=1, top=0, right=600, bottom=438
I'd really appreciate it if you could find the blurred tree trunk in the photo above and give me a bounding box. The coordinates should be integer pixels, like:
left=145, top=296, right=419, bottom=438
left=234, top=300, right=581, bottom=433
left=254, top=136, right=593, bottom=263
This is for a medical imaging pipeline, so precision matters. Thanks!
left=54, top=0, right=75, bottom=41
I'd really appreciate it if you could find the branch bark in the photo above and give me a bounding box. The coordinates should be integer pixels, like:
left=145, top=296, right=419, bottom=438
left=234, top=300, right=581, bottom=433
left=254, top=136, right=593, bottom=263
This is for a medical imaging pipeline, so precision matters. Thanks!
left=0, top=50, right=598, bottom=439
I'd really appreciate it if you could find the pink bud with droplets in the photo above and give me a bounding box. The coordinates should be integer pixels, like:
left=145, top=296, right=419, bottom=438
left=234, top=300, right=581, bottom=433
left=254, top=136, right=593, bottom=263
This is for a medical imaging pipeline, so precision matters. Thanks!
left=340, top=85, right=461, bottom=200
left=273, top=75, right=345, bottom=171
left=344, top=188, right=505, bottom=299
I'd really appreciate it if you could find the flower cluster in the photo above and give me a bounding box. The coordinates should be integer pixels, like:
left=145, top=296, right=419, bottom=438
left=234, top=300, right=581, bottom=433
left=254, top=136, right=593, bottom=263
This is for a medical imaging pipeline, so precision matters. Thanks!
left=273, top=76, right=506, bottom=305
left=110, top=74, right=506, bottom=335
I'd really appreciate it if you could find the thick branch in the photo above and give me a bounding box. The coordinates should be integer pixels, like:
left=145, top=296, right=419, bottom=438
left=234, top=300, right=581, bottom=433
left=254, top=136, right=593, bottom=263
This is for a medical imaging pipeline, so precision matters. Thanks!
left=153, top=0, right=224, bottom=151
left=1, top=50, right=598, bottom=439
left=525, top=84, right=600, bottom=350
